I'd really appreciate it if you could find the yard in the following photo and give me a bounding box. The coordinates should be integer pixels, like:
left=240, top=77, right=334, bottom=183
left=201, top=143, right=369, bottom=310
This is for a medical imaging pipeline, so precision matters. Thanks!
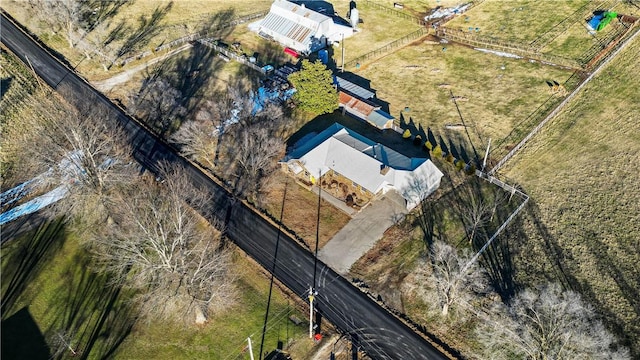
left=356, top=39, right=575, bottom=154
left=0, top=49, right=314, bottom=360
left=4, top=0, right=639, bottom=357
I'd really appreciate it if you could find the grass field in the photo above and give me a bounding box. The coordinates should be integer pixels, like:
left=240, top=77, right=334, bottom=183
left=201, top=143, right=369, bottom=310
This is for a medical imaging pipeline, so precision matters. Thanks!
left=351, top=30, right=640, bottom=358
left=445, top=0, right=640, bottom=60
left=356, top=39, right=574, bottom=148
left=446, top=0, right=592, bottom=44
left=501, top=34, right=640, bottom=356
left=0, top=219, right=311, bottom=360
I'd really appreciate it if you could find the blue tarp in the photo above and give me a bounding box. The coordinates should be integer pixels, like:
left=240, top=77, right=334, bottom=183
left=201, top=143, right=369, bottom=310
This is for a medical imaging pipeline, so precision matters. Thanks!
left=252, top=86, right=295, bottom=114
left=588, top=14, right=605, bottom=31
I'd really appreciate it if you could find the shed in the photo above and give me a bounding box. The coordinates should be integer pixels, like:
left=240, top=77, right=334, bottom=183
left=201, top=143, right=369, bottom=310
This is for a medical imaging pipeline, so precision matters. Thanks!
left=366, top=109, right=395, bottom=130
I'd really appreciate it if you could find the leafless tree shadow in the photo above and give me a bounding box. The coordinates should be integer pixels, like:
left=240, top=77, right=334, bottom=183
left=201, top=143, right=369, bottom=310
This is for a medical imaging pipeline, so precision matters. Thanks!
left=1, top=218, right=66, bottom=316
left=115, top=2, right=173, bottom=60
left=81, top=0, right=131, bottom=33
left=45, top=253, right=135, bottom=360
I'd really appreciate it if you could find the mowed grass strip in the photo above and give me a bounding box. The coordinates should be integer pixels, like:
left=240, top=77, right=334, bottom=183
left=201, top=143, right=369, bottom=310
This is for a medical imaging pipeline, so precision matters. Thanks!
left=503, top=35, right=640, bottom=355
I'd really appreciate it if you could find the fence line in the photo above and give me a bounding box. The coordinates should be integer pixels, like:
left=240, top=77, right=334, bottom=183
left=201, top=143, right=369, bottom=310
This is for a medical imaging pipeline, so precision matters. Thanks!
left=343, top=28, right=425, bottom=69
left=197, top=38, right=266, bottom=74
left=489, top=25, right=640, bottom=175
left=436, top=27, right=583, bottom=69
left=362, top=0, right=426, bottom=26
left=116, top=10, right=267, bottom=67
left=529, top=0, right=617, bottom=50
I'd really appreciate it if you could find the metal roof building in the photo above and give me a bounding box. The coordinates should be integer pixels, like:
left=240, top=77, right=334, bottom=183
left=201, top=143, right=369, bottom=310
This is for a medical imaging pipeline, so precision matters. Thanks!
left=334, top=75, right=375, bottom=99
left=249, top=0, right=354, bottom=54
left=283, top=123, right=443, bottom=210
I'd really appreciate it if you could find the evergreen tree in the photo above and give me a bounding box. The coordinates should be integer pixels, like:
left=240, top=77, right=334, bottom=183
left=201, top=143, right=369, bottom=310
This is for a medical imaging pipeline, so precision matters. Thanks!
left=288, top=59, right=339, bottom=115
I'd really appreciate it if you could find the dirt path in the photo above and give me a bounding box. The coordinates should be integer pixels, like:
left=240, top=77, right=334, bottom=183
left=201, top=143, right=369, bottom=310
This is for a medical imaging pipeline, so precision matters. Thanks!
left=92, top=43, right=193, bottom=92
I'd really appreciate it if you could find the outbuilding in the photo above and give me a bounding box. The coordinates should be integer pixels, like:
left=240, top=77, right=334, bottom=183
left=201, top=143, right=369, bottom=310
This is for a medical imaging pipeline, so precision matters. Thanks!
left=249, top=0, right=354, bottom=54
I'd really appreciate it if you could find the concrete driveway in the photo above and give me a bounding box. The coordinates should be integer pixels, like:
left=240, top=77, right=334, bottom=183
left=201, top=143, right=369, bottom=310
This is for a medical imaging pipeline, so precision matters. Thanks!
left=318, top=190, right=408, bottom=275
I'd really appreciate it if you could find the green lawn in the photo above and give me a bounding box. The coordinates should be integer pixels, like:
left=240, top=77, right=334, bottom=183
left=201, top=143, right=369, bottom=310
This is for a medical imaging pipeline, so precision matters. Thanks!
left=1, top=221, right=309, bottom=360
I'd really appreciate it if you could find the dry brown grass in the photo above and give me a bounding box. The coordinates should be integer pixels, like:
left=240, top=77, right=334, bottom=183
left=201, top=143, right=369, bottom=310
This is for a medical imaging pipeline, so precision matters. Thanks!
left=262, top=172, right=351, bottom=250
left=446, top=0, right=592, bottom=44
left=502, top=35, right=640, bottom=356
left=356, top=39, right=573, bottom=147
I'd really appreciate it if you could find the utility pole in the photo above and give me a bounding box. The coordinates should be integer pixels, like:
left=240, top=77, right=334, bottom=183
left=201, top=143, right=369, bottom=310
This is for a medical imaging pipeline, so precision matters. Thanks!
left=24, top=55, right=44, bottom=89
left=309, top=287, right=315, bottom=338
left=341, top=33, right=345, bottom=72
left=309, top=170, right=322, bottom=338
left=247, top=337, right=255, bottom=360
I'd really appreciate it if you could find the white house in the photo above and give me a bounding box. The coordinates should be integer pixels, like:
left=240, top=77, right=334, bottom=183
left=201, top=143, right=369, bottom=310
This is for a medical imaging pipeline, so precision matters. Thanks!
left=283, top=123, right=444, bottom=210
left=249, top=0, right=354, bottom=54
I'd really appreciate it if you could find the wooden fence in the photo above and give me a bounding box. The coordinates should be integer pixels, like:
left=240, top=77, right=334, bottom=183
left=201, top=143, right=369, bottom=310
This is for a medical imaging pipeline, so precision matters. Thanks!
left=197, top=38, right=266, bottom=74
left=116, top=10, right=267, bottom=67
left=529, top=0, right=618, bottom=50
left=435, top=27, right=583, bottom=69
left=488, top=26, right=640, bottom=175
left=362, top=0, right=426, bottom=26
left=343, top=28, right=425, bottom=69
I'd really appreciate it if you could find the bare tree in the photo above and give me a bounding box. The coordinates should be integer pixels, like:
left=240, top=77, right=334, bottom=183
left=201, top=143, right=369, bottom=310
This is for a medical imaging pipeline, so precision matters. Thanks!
left=95, top=164, right=236, bottom=323
left=228, top=122, right=285, bottom=201
left=458, top=183, right=508, bottom=244
left=47, top=329, right=80, bottom=359
left=173, top=84, right=286, bottom=202
left=477, top=283, right=630, bottom=360
left=129, top=77, right=187, bottom=136
left=171, top=86, right=252, bottom=169
left=419, top=241, right=489, bottom=318
left=18, top=87, right=135, bottom=224
left=38, top=0, right=84, bottom=48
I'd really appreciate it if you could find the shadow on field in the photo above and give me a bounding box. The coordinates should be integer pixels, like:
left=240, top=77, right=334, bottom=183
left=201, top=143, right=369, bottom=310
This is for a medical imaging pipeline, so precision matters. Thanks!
left=411, top=174, right=524, bottom=301
left=1, top=217, right=66, bottom=316
left=131, top=9, right=238, bottom=137
left=525, top=201, right=579, bottom=289
left=400, top=114, right=477, bottom=166
left=518, top=200, right=638, bottom=355
left=172, top=9, right=237, bottom=113
left=580, top=229, right=639, bottom=353
left=115, top=3, right=173, bottom=61
left=1, top=77, right=12, bottom=100
left=45, top=254, right=136, bottom=360
left=1, top=307, right=51, bottom=360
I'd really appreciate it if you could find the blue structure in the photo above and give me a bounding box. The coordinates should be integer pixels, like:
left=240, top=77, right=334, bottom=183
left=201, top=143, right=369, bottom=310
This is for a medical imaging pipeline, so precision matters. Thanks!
left=252, top=86, right=296, bottom=114
left=318, top=49, right=329, bottom=64
left=0, top=185, right=68, bottom=225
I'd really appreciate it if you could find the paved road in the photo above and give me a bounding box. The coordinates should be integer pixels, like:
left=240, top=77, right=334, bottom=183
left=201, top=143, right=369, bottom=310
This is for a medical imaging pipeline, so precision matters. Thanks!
left=0, top=12, right=452, bottom=360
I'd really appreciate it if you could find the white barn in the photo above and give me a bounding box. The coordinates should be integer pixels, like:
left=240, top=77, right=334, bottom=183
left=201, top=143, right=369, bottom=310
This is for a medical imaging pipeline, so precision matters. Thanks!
left=249, top=0, right=354, bottom=54
left=283, top=123, right=444, bottom=210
